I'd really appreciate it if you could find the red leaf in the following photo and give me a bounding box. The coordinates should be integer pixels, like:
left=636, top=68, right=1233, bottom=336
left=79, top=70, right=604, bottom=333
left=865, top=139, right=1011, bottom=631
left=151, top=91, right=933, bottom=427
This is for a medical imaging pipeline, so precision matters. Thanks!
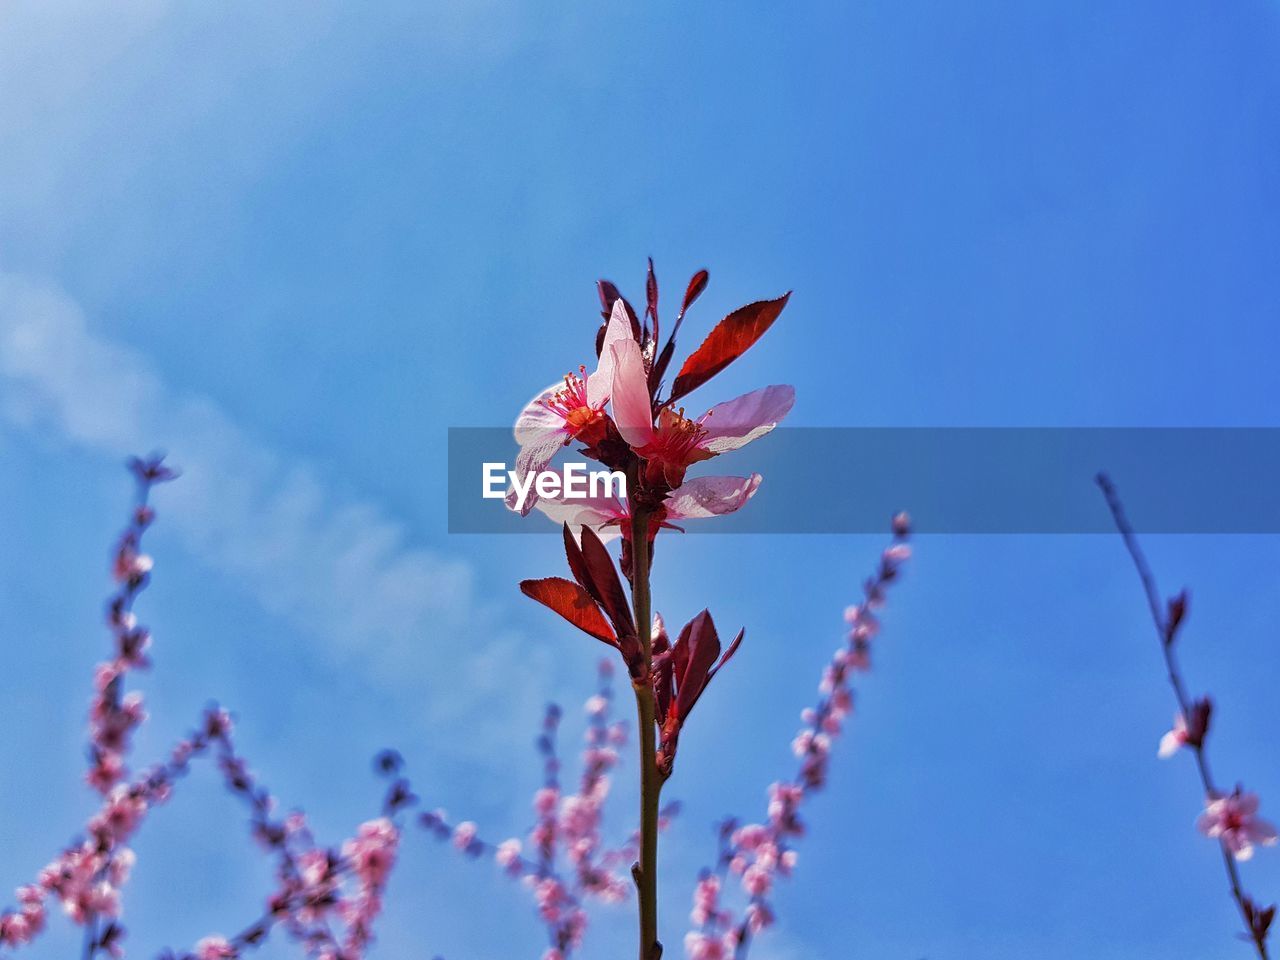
left=597, top=280, right=621, bottom=320
left=562, top=524, right=593, bottom=595
left=577, top=525, right=636, bottom=639
left=674, top=609, right=722, bottom=722
left=663, top=269, right=709, bottom=354
left=670, top=293, right=790, bottom=402
left=646, top=257, right=659, bottom=341
left=653, top=615, right=673, bottom=721
left=678, top=269, right=709, bottom=322
left=519, top=577, right=616, bottom=646
left=595, top=280, right=641, bottom=353
left=707, top=628, right=744, bottom=685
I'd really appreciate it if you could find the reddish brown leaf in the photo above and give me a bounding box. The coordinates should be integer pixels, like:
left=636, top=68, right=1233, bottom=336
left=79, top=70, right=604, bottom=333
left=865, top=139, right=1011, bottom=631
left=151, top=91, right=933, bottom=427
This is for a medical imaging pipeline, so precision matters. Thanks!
left=595, top=279, right=642, bottom=347
left=520, top=577, right=616, bottom=646
left=597, top=280, right=621, bottom=320
left=562, top=524, right=593, bottom=595
left=707, top=628, right=744, bottom=685
left=646, top=257, right=659, bottom=341
left=670, top=292, right=790, bottom=402
left=674, top=609, right=722, bottom=722
left=653, top=615, right=673, bottom=721
left=678, top=269, right=709, bottom=322
left=577, top=525, right=636, bottom=639
left=663, top=269, right=709, bottom=354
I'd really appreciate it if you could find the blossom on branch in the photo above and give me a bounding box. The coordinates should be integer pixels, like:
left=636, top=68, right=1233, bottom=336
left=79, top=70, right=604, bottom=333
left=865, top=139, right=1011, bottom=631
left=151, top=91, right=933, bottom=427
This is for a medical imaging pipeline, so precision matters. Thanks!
left=1198, top=790, right=1278, bottom=862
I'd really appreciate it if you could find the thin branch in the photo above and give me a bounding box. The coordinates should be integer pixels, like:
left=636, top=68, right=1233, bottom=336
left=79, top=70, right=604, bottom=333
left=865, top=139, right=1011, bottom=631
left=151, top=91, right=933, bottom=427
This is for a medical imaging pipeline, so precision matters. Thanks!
left=1097, top=472, right=1273, bottom=958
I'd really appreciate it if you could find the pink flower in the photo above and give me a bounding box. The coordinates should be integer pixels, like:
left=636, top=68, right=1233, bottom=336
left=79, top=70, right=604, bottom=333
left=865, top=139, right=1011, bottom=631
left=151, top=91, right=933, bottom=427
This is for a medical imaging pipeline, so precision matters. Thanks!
left=534, top=786, right=559, bottom=817
left=1197, top=789, right=1278, bottom=861
left=194, top=936, right=237, bottom=960
left=343, top=818, right=399, bottom=887
left=1158, top=699, right=1211, bottom=758
left=742, top=864, right=773, bottom=897
left=684, top=931, right=727, bottom=960
left=112, top=548, right=153, bottom=583
left=507, top=300, right=636, bottom=515
left=689, top=874, right=722, bottom=926
left=1158, top=714, right=1191, bottom=758
left=610, top=336, right=793, bottom=489
left=495, top=838, right=523, bottom=874
left=452, top=821, right=479, bottom=851
left=534, top=474, right=762, bottom=541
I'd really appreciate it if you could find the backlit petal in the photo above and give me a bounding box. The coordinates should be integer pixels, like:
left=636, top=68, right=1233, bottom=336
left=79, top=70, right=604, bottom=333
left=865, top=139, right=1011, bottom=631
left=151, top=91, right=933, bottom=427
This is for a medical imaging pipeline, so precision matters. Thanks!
left=587, top=299, right=636, bottom=408
left=534, top=491, right=628, bottom=542
left=701, top=385, right=794, bottom=454
left=514, top=383, right=570, bottom=445
left=664, top=474, right=761, bottom=520
left=610, top=339, right=656, bottom=449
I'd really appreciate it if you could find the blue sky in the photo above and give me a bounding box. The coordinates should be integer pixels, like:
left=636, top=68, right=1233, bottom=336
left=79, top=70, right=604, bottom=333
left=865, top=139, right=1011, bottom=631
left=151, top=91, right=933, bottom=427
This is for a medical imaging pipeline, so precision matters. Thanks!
left=1, top=2, right=1279, bottom=958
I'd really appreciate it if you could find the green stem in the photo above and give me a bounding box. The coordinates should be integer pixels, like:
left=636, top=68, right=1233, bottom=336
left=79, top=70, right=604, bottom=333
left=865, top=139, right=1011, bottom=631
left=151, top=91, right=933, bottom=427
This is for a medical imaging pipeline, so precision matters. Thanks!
left=630, top=509, right=662, bottom=960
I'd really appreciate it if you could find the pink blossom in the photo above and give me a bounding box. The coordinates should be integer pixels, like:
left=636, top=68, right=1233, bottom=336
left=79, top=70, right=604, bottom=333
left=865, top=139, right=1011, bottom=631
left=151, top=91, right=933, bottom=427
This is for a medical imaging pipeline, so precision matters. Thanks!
left=1157, top=698, right=1211, bottom=758
left=507, top=300, right=635, bottom=515
left=495, top=838, right=523, bottom=874
left=452, top=821, right=479, bottom=851
left=684, top=931, right=727, bottom=960
left=534, top=474, right=762, bottom=541
left=534, top=787, right=559, bottom=817
left=194, top=935, right=237, bottom=960
left=112, top=548, right=153, bottom=584
left=1197, top=790, right=1278, bottom=861
left=689, top=875, right=722, bottom=926
left=343, top=818, right=399, bottom=887
left=1158, top=713, right=1192, bottom=758
left=745, top=901, right=774, bottom=933
left=608, top=336, right=793, bottom=488
left=742, top=864, right=772, bottom=898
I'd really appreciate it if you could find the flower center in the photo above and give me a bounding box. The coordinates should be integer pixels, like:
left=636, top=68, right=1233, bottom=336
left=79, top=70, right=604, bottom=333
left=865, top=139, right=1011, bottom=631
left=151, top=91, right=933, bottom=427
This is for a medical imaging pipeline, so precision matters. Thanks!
left=649, top=408, right=708, bottom=464
left=540, top=367, right=606, bottom=439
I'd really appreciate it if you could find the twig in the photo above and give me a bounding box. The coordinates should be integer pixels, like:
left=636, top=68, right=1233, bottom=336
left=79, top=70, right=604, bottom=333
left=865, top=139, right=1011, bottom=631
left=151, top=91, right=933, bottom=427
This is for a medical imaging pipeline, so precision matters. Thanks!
left=1097, top=472, right=1273, bottom=958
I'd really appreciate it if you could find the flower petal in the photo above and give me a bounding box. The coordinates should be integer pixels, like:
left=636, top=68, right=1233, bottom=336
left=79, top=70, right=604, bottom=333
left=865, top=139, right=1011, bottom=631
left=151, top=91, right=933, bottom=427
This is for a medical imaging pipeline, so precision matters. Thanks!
left=505, top=432, right=565, bottom=515
left=610, top=339, right=656, bottom=448
left=587, top=299, right=636, bottom=408
left=514, top=383, right=570, bottom=445
left=701, top=384, right=795, bottom=454
left=1249, top=818, right=1279, bottom=846
left=664, top=474, right=761, bottom=520
left=533, top=490, right=628, bottom=541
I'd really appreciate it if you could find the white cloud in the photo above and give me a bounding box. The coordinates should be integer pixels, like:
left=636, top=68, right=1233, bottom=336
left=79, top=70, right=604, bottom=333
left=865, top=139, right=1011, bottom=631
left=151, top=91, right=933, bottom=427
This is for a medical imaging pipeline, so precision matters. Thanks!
left=0, top=272, right=544, bottom=742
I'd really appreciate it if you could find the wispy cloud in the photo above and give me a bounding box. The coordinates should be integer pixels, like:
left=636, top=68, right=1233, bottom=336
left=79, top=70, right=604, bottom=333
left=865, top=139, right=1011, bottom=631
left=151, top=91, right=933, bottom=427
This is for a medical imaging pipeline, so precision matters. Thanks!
left=0, top=272, right=544, bottom=744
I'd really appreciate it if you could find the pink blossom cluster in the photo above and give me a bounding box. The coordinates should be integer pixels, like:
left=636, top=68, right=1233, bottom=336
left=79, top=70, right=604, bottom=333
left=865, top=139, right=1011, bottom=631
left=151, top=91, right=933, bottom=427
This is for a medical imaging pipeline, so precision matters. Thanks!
left=197, top=742, right=406, bottom=960
left=415, top=662, right=672, bottom=958
left=685, top=514, right=911, bottom=959
left=1, top=458, right=409, bottom=960
left=88, top=456, right=176, bottom=795
left=0, top=715, right=229, bottom=955
left=5, top=440, right=918, bottom=960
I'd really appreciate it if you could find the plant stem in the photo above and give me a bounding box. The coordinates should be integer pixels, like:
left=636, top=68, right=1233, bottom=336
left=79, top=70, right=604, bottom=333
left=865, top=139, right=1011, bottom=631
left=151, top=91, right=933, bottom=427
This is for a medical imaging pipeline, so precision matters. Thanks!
left=630, top=509, right=662, bottom=960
